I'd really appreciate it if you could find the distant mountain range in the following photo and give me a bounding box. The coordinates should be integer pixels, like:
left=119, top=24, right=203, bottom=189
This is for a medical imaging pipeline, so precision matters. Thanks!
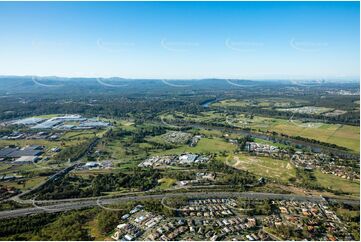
left=0, top=76, right=358, bottom=95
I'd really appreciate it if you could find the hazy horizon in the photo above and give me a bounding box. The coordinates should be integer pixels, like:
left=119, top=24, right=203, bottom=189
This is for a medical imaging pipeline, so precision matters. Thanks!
left=0, top=74, right=359, bottom=82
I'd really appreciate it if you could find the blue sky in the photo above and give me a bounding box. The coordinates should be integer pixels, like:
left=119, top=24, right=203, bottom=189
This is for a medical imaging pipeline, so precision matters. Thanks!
left=0, top=1, right=359, bottom=80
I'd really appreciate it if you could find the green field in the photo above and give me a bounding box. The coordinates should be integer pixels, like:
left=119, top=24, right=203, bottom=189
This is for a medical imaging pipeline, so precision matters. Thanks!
left=197, top=129, right=223, bottom=137
left=32, top=114, right=62, bottom=118
left=212, top=99, right=249, bottom=107
left=3, top=175, right=48, bottom=191
left=267, top=121, right=359, bottom=152
left=98, top=139, right=127, bottom=159
left=153, top=137, right=237, bottom=155
left=60, top=131, right=98, bottom=140
left=157, top=177, right=176, bottom=190
left=0, top=139, right=62, bottom=149
left=177, top=111, right=226, bottom=124
left=226, top=153, right=296, bottom=183
left=72, top=169, right=114, bottom=179
left=114, top=119, right=136, bottom=131
left=0, top=163, right=13, bottom=173
left=314, top=169, right=360, bottom=197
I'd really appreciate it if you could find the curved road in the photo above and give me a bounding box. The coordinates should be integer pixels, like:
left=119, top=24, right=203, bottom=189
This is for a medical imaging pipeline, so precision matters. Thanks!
left=2, top=191, right=358, bottom=219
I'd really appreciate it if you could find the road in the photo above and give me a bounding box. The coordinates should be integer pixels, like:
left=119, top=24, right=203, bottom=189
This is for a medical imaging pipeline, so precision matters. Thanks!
left=9, top=136, right=97, bottom=203
left=10, top=163, right=79, bottom=204
left=2, top=123, right=358, bottom=219
left=0, top=191, right=348, bottom=219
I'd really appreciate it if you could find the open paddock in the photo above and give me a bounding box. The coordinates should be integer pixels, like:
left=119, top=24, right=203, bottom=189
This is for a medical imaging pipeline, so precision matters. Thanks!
left=314, top=169, right=360, bottom=197
left=153, top=137, right=237, bottom=155
left=226, top=153, right=296, bottom=183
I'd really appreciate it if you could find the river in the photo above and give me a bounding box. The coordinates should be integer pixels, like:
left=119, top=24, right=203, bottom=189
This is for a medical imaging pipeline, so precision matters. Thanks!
left=201, top=99, right=217, bottom=108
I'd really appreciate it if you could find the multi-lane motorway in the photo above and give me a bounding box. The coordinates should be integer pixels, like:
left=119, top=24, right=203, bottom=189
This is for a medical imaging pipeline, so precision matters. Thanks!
left=1, top=191, right=358, bottom=219
left=1, top=123, right=358, bottom=220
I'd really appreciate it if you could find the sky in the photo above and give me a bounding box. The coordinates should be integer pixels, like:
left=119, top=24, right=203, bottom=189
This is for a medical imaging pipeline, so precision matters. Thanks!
left=0, top=1, right=359, bottom=80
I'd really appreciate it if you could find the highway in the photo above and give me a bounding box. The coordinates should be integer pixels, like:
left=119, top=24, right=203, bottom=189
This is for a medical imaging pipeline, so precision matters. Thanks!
left=9, top=137, right=96, bottom=204
left=2, top=123, right=358, bottom=219
left=0, top=191, right=351, bottom=219
left=10, top=163, right=79, bottom=204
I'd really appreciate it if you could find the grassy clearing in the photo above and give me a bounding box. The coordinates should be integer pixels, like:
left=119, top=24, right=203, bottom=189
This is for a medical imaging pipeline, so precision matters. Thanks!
left=114, top=119, right=136, bottom=131
left=85, top=219, right=108, bottom=241
left=181, top=111, right=226, bottom=124
left=157, top=177, right=176, bottom=190
left=113, top=160, right=139, bottom=170
left=336, top=207, right=360, bottom=222
left=145, top=135, right=166, bottom=145
left=227, top=153, right=296, bottom=183
left=0, top=163, right=12, bottom=173
left=325, top=125, right=360, bottom=152
left=98, top=140, right=151, bottom=162
left=0, top=163, right=50, bottom=174
left=0, top=139, right=62, bottom=149
left=32, top=114, right=62, bottom=118
left=197, top=129, right=225, bottom=138
left=212, top=99, right=249, bottom=107
left=270, top=122, right=359, bottom=152
left=153, top=137, right=236, bottom=155
left=3, top=176, right=47, bottom=191
left=314, top=169, right=360, bottom=197
left=186, top=119, right=238, bottom=139
left=98, top=139, right=127, bottom=160
left=72, top=169, right=113, bottom=179
left=60, top=131, right=97, bottom=141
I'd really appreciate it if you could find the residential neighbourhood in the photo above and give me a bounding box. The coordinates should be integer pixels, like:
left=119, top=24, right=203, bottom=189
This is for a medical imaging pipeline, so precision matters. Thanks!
left=263, top=200, right=353, bottom=240
left=244, top=142, right=359, bottom=181
left=107, top=196, right=355, bottom=241
left=291, top=151, right=359, bottom=180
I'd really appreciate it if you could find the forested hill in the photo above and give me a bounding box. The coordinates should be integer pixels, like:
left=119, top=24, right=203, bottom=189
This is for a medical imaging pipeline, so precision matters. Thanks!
left=0, top=76, right=358, bottom=95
